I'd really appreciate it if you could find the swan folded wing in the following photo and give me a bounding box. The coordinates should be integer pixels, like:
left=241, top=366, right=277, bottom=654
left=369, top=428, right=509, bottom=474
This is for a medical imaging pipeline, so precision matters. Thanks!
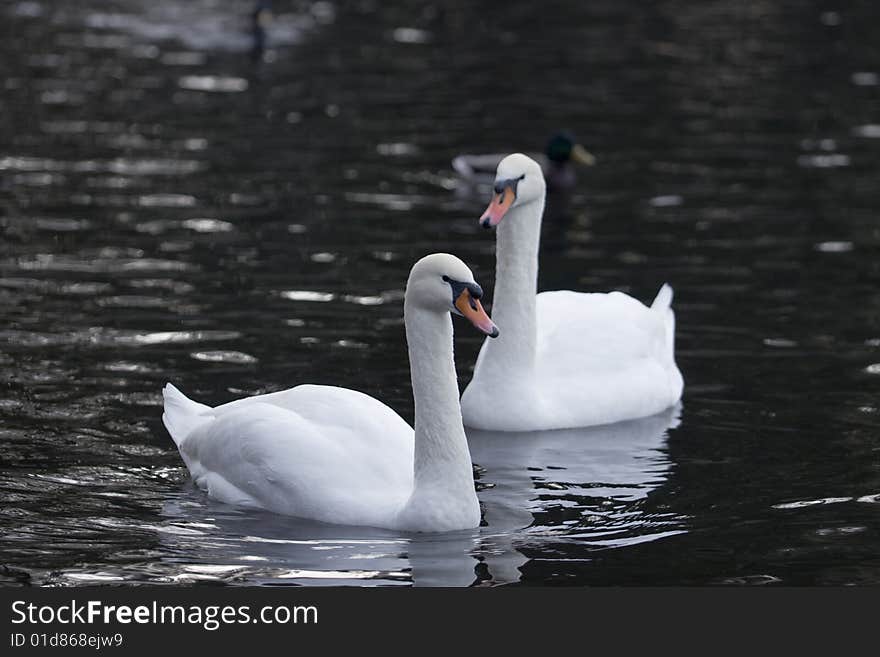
left=534, top=291, right=680, bottom=426
left=535, top=291, right=666, bottom=374
left=213, top=384, right=413, bottom=445
left=180, top=392, right=414, bottom=526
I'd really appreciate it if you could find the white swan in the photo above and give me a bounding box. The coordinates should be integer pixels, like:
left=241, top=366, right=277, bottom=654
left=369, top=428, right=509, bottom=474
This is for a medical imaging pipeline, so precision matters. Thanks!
left=460, top=154, right=683, bottom=431
left=162, top=253, right=499, bottom=532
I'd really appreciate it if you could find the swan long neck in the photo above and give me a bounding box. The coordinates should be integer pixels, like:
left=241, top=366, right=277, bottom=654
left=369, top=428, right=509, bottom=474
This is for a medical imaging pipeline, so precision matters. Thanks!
left=403, top=302, right=477, bottom=511
left=483, top=196, right=544, bottom=378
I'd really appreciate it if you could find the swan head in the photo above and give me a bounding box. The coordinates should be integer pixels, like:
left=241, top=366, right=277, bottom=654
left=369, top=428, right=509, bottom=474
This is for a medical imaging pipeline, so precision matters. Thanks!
left=407, top=253, right=499, bottom=338
left=479, top=153, right=546, bottom=229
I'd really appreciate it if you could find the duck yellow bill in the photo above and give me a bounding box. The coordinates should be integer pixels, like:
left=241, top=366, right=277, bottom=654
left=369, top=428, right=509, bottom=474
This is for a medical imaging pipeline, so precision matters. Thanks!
left=480, top=186, right=515, bottom=228
left=455, top=290, right=499, bottom=338
left=571, top=143, right=596, bottom=166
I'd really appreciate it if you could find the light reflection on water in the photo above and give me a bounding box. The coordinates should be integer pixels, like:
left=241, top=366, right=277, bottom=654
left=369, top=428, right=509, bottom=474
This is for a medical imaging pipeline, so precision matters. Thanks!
left=1, top=0, right=879, bottom=586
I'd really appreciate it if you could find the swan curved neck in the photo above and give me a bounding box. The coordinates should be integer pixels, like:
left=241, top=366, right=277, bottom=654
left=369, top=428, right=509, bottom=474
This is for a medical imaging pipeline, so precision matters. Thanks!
left=402, top=302, right=477, bottom=523
left=484, top=196, right=544, bottom=377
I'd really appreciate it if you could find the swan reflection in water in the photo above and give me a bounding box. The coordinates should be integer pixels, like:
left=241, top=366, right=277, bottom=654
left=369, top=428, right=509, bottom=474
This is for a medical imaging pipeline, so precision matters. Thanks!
left=469, top=405, right=683, bottom=584
left=156, top=406, right=680, bottom=586
left=157, top=497, right=480, bottom=587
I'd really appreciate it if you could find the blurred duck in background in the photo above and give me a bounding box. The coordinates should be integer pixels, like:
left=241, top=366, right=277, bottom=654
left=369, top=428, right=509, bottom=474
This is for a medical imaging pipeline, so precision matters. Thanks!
left=452, top=131, right=596, bottom=194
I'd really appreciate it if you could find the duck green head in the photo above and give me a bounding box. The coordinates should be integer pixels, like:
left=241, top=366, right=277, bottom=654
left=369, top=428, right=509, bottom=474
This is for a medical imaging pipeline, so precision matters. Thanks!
left=545, top=131, right=596, bottom=166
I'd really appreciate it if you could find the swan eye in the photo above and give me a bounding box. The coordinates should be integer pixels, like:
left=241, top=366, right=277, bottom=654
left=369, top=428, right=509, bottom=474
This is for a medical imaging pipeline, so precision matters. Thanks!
left=444, top=277, right=483, bottom=312
left=493, top=174, right=526, bottom=196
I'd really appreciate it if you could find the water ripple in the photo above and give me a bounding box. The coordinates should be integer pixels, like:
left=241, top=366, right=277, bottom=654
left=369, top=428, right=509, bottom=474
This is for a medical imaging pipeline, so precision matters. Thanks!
left=190, top=351, right=258, bottom=365
left=178, top=76, right=248, bottom=93
left=280, top=290, right=335, bottom=302
left=182, top=218, right=234, bottom=233
left=0, top=156, right=203, bottom=175
left=773, top=497, right=853, bottom=510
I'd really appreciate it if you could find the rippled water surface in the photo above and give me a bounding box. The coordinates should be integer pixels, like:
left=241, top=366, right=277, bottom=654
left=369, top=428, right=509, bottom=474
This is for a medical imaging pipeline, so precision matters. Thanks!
left=2, top=0, right=879, bottom=586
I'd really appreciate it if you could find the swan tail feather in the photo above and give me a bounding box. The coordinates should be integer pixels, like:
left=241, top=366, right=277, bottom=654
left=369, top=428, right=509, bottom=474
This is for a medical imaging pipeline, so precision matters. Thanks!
left=162, top=383, right=213, bottom=447
left=651, top=283, right=673, bottom=312
left=651, top=284, right=677, bottom=363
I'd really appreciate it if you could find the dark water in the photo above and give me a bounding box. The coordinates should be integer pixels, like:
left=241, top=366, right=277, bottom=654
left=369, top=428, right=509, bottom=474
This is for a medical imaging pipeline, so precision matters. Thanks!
left=1, top=0, right=879, bottom=586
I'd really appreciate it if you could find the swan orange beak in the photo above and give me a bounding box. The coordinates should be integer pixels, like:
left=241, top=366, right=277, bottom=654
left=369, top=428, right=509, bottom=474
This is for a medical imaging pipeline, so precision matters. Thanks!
left=480, top=185, right=516, bottom=229
left=455, top=289, right=499, bottom=338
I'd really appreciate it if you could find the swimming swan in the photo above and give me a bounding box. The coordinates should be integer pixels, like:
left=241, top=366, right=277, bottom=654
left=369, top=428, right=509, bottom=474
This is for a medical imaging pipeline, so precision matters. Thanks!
left=460, top=154, right=683, bottom=431
left=163, top=253, right=499, bottom=532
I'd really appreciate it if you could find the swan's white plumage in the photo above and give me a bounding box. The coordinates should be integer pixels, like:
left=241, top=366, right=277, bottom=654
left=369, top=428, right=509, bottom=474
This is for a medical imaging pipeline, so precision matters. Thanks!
left=463, top=288, right=682, bottom=431
left=163, top=253, right=486, bottom=532
left=461, top=153, right=683, bottom=431
left=163, top=384, right=415, bottom=528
